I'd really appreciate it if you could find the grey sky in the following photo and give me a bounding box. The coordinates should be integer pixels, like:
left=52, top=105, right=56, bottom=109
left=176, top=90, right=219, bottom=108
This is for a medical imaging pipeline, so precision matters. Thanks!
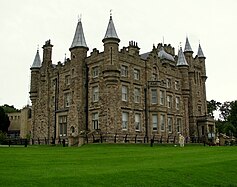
left=0, top=0, right=236, bottom=109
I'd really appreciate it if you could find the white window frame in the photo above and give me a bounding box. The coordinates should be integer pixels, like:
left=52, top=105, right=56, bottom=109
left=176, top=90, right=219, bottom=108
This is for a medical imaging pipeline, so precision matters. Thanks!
left=92, top=112, right=99, bottom=130
left=59, top=115, right=67, bottom=137
left=151, top=89, right=157, bottom=104
left=152, top=114, right=158, bottom=131
left=160, top=114, right=165, bottom=131
left=177, top=118, right=181, bottom=133
left=168, top=117, right=172, bottom=133
left=134, top=69, right=140, bottom=80
left=92, top=86, right=99, bottom=102
left=121, top=65, right=128, bottom=77
left=122, top=112, right=128, bottom=130
left=167, top=95, right=172, bottom=108
left=176, top=97, right=180, bottom=110
left=64, top=92, right=70, bottom=107
left=134, top=87, right=140, bottom=103
left=160, top=90, right=165, bottom=105
left=175, top=81, right=179, bottom=90
left=135, top=113, right=141, bottom=131
left=122, top=85, right=128, bottom=101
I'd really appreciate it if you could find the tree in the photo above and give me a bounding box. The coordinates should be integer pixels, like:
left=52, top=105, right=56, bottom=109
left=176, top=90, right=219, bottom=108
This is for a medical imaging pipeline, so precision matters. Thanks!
left=1, top=104, right=19, bottom=113
left=227, top=100, right=237, bottom=136
left=0, top=107, right=10, bottom=133
left=207, top=100, right=221, bottom=117
left=219, top=101, right=232, bottom=120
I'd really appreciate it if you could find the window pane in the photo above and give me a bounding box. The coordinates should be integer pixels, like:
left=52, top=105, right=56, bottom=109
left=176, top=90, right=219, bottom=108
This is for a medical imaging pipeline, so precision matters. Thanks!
left=152, top=114, right=158, bottom=131
left=151, top=89, right=157, bottom=104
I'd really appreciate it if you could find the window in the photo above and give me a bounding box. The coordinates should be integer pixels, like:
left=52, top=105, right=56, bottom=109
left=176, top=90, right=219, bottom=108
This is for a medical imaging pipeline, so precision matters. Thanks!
left=160, top=114, right=165, bottom=131
left=167, top=78, right=171, bottom=88
left=177, top=118, right=181, bottom=133
left=151, top=89, right=157, bottom=104
left=134, top=69, right=140, bottom=80
left=168, top=117, right=172, bottom=133
left=64, top=92, right=70, bottom=107
left=135, top=113, right=141, bottom=131
left=122, top=85, right=128, bottom=101
left=65, top=75, right=70, bottom=85
left=160, top=90, right=165, bottom=105
left=92, top=66, right=99, bottom=78
left=92, top=86, right=99, bottom=102
left=175, top=81, right=179, bottom=90
left=176, top=97, right=180, bottom=110
left=121, top=65, right=128, bottom=77
left=167, top=95, right=172, bottom=108
left=59, top=116, right=67, bottom=137
left=122, top=112, right=128, bottom=130
left=92, top=112, right=99, bottom=129
left=152, top=67, right=158, bottom=80
left=198, top=105, right=202, bottom=115
left=152, top=114, right=158, bottom=131
left=134, top=87, right=140, bottom=103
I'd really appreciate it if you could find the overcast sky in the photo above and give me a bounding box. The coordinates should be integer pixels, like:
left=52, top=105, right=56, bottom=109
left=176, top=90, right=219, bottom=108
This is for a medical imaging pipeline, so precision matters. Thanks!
left=0, top=0, right=236, bottom=109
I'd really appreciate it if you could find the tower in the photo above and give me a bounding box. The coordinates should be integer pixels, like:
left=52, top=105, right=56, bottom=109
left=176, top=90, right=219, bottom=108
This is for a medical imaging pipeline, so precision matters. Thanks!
left=101, top=14, right=121, bottom=133
left=30, top=49, right=41, bottom=138
left=177, top=46, right=190, bottom=137
left=69, top=18, right=89, bottom=132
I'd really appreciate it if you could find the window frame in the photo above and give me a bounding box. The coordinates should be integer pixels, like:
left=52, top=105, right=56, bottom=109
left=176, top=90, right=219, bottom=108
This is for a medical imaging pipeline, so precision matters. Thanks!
left=122, top=112, right=128, bottom=130
left=122, top=85, right=128, bottom=101
left=152, top=114, right=158, bottom=131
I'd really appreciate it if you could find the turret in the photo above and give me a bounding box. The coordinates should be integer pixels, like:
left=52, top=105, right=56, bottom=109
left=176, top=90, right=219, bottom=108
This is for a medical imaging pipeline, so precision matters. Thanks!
left=42, top=40, right=53, bottom=67
left=69, top=18, right=88, bottom=60
left=177, top=46, right=189, bottom=93
left=30, top=49, right=41, bottom=102
left=184, top=37, right=193, bottom=65
left=102, top=14, right=120, bottom=65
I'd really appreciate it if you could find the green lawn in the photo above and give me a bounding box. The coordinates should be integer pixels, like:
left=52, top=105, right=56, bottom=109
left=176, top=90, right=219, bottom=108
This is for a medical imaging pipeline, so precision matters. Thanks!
left=0, top=144, right=236, bottom=187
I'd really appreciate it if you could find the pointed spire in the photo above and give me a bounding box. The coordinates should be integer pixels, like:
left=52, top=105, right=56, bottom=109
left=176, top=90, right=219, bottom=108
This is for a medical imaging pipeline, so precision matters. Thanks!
left=184, top=37, right=193, bottom=52
left=103, top=13, right=120, bottom=42
left=70, top=18, right=88, bottom=50
left=177, top=47, right=189, bottom=66
left=31, top=49, right=41, bottom=68
left=197, top=43, right=205, bottom=58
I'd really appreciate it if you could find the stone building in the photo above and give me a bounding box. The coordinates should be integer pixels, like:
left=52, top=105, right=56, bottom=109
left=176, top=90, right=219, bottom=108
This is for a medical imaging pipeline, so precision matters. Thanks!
left=29, top=15, right=215, bottom=144
left=7, top=106, right=31, bottom=138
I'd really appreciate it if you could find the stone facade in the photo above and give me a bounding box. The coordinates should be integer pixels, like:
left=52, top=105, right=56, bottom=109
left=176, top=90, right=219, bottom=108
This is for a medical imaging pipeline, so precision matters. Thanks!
left=30, top=16, right=215, bottom=143
left=7, top=106, right=31, bottom=138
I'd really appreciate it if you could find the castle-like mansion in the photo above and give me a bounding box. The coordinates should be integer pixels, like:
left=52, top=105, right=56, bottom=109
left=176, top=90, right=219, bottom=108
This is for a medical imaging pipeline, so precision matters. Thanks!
left=30, top=15, right=215, bottom=144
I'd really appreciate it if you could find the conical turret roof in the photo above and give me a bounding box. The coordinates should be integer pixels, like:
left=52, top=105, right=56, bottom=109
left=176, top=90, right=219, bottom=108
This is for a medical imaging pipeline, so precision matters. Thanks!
left=31, top=49, right=41, bottom=68
left=177, top=47, right=189, bottom=66
left=103, top=15, right=120, bottom=42
left=70, top=19, right=88, bottom=50
left=197, top=43, right=205, bottom=58
left=184, top=37, right=193, bottom=52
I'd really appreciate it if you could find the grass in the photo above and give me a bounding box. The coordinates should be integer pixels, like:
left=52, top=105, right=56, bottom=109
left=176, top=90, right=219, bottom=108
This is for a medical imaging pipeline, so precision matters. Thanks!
left=0, top=144, right=237, bottom=187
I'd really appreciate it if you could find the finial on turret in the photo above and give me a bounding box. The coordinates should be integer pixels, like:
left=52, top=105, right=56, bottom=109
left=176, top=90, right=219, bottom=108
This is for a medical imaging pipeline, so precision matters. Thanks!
left=110, top=9, right=112, bottom=17
left=78, top=14, right=82, bottom=22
